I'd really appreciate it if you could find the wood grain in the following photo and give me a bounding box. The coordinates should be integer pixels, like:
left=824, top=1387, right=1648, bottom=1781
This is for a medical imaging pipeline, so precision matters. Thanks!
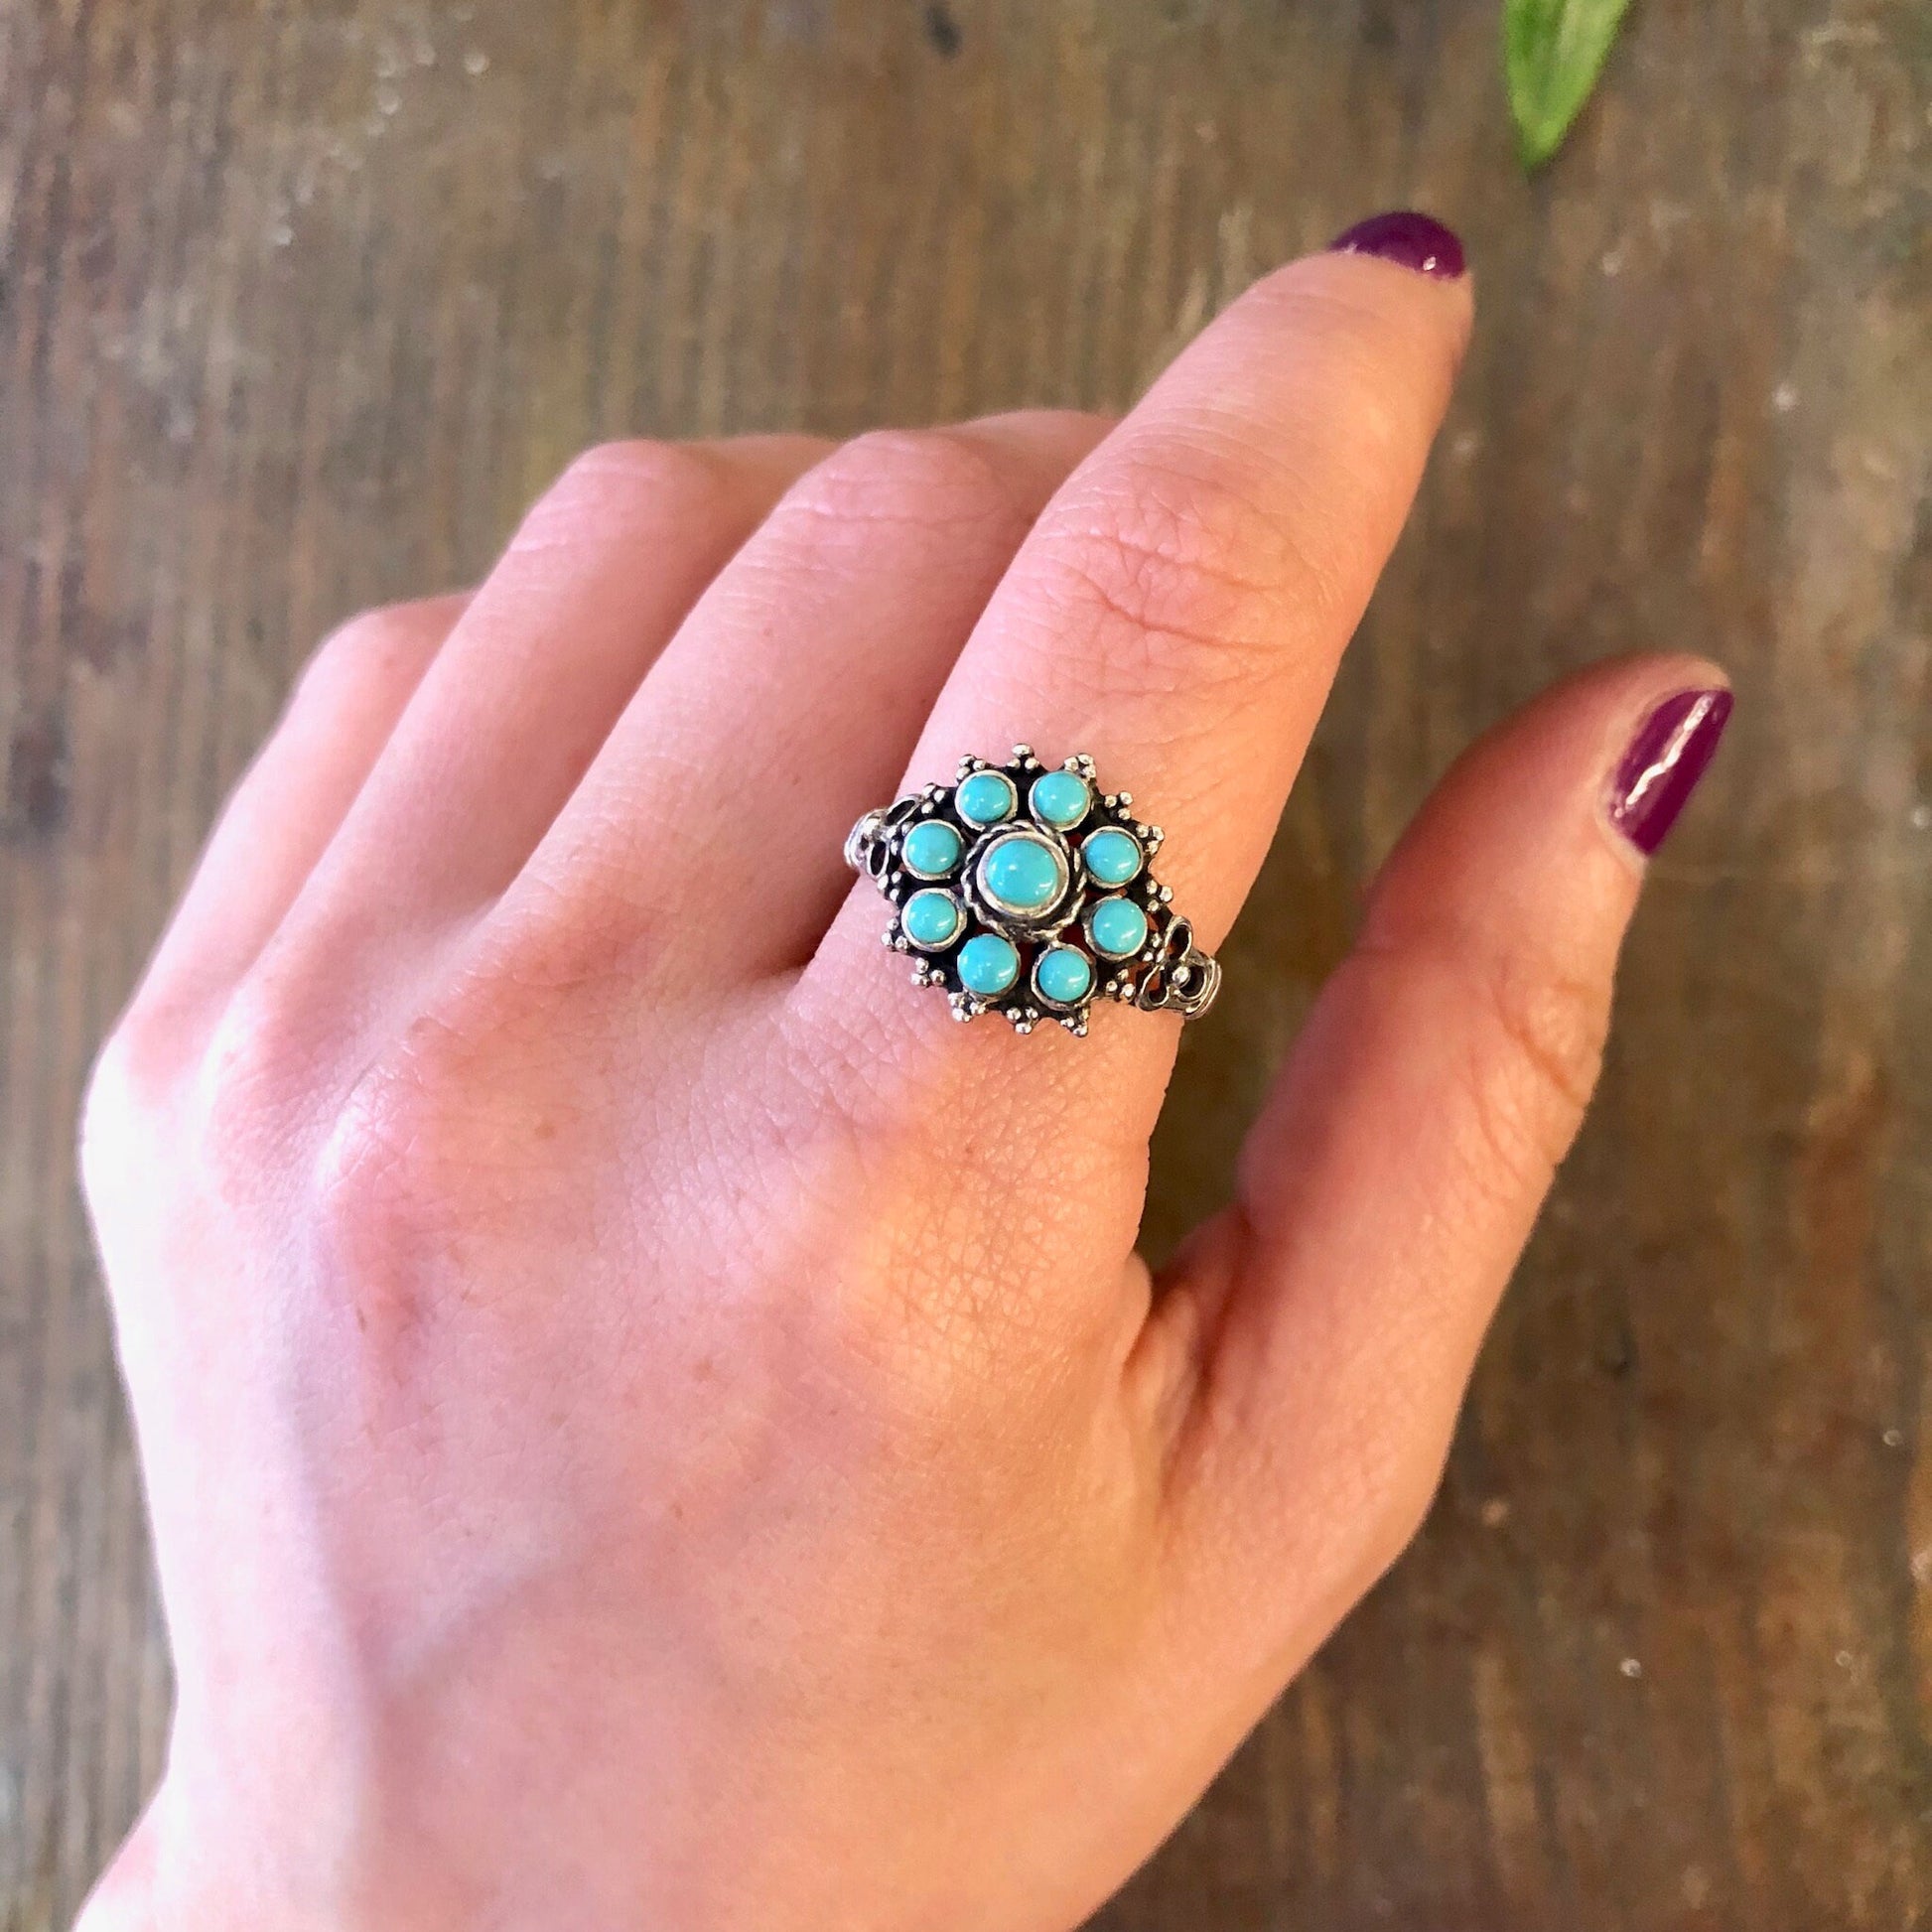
left=2, top=1, right=1927, bottom=1925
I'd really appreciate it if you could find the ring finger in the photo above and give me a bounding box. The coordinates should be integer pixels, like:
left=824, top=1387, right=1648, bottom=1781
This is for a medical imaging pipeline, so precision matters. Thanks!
left=268, top=434, right=831, bottom=1000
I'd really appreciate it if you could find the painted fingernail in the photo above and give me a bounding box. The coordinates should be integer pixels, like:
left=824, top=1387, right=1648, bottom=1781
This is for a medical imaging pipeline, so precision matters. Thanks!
left=1328, top=210, right=1466, bottom=280
left=1607, top=689, right=1734, bottom=857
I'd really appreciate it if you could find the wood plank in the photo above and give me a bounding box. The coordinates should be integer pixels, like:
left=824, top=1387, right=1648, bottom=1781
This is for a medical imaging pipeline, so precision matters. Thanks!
left=2, top=2, right=1926, bottom=1924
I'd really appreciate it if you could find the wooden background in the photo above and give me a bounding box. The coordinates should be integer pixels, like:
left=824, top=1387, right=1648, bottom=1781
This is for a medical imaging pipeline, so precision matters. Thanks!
left=3, top=0, right=1928, bottom=1925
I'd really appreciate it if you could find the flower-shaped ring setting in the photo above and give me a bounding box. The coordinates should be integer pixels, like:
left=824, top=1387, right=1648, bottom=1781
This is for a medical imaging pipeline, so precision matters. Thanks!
left=844, top=747, right=1223, bottom=1035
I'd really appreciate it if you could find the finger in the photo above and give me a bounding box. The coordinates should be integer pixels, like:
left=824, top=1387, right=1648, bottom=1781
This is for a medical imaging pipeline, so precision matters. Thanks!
left=510, top=414, right=1110, bottom=989
left=1157, top=656, right=1733, bottom=1680
left=287, top=434, right=830, bottom=950
left=805, top=237, right=1471, bottom=1104
left=135, top=594, right=466, bottom=1019
left=73, top=1801, right=161, bottom=1932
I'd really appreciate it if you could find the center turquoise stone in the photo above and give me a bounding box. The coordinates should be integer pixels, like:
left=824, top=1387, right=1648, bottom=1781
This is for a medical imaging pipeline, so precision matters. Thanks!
left=976, top=830, right=1069, bottom=918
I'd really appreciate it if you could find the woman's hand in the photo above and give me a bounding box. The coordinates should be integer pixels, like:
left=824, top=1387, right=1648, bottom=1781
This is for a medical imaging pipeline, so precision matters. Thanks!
left=77, top=221, right=1728, bottom=1932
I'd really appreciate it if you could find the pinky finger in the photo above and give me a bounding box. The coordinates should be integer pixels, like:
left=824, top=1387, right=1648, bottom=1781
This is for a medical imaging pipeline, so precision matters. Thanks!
left=133, top=593, right=467, bottom=1026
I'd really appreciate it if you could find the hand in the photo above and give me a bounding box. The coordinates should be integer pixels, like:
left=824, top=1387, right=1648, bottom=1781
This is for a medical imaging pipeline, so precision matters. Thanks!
left=78, top=225, right=1728, bottom=1931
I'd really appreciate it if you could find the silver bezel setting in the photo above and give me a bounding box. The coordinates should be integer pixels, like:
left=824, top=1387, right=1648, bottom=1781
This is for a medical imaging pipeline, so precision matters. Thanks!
left=1083, top=894, right=1151, bottom=961
left=899, top=819, right=966, bottom=882
left=954, top=768, right=1019, bottom=828
left=1032, top=943, right=1096, bottom=1010
left=955, top=930, right=1022, bottom=998
left=1079, top=824, right=1145, bottom=889
left=847, top=746, right=1220, bottom=1035
left=973, top=827, right=1072, bottom=920
left=899, top=888, right=966, bottom=953
left=1028, top=769, right=1092, bottom=830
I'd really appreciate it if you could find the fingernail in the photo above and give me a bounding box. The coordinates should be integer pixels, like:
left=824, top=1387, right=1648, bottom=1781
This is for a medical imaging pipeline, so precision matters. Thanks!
left=1328, top=210, right=1467, bottom=280
left=1607, top=689, right=1733, bottom=857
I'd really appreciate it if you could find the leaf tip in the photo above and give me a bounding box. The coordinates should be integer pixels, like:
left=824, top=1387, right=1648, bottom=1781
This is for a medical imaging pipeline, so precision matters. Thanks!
left=1501, top=0, right=1636, bottom=171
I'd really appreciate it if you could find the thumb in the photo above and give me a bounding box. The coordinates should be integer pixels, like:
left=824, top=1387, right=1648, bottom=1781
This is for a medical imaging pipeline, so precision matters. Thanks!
left=1160, top=654, right=1733, bottom=1684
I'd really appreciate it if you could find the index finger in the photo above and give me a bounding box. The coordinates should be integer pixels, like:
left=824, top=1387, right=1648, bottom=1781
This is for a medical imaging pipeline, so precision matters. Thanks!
left=804, top=218, right=1472, bottom=1112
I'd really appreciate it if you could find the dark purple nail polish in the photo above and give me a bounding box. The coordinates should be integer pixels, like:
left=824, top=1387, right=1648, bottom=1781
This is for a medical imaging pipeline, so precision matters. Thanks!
left=1607, top=689, right=1733, bottom=857
left=1328, top=210, right=1466, bottom=280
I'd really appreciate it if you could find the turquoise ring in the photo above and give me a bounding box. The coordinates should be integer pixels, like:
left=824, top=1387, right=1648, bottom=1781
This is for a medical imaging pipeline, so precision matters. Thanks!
left=845, top=747, right=1222, bottom=1035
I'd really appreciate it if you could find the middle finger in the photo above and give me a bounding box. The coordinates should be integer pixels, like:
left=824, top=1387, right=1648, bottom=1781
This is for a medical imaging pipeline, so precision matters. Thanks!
left=504, top=412, right=1108, bottom=989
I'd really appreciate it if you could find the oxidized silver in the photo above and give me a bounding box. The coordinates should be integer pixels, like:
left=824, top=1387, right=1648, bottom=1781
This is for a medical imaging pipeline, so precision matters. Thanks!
left=845, top=746, right=1222, bottom=1035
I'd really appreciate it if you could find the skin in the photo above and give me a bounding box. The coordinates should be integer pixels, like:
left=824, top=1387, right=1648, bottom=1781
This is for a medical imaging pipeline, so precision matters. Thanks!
left=76, top=250, right=1725, bottom=1931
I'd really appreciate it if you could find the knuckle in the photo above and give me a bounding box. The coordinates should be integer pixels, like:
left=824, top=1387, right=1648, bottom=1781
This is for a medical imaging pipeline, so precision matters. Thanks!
left=1035, top=459, right=1309, bottom=696
left=775, top=427, right=1029, bottom=540
left=191, top=977, right=328, bottom=1177
left=515, top=438, right=725, bottom=552
left=82, top=970, right=322, bottom=1220
left=557, top=436, right=717, bottom=495
left=1459, top=950, right=1609, bottom=1197
left=297, top=1053, right=474, bottom=1379
left=1285, top=1349, right=1461, bottom=1590
left=297, top=599, right=451, bottom=702
left=311, top=1051, right=451, bottom=1265
left=302, top=1021, right=514, bottom=1343
left=304, top=992, right=547, bottom=1282
left=1348, top=1416, right=1451, bottom=1582
left=78, top=1018, right=169, bottom=1209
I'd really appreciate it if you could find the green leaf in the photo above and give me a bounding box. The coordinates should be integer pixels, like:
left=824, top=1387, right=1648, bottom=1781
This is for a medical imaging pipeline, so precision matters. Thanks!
left=1503, top=0, right=1636, bottom=170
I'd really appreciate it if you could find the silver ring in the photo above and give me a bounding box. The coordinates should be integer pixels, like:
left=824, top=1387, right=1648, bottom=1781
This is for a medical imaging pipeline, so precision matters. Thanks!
left=845, top=747, right=1222, bottom=1035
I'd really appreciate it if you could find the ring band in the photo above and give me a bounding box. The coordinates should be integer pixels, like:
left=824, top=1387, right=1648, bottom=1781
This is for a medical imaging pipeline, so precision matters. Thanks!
left=846, top=747, right=1222, bottom=1035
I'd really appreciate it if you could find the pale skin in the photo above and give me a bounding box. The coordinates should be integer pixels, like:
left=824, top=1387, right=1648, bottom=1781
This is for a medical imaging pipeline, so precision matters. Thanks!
left=77, top=246, right=1725, bottom=1930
